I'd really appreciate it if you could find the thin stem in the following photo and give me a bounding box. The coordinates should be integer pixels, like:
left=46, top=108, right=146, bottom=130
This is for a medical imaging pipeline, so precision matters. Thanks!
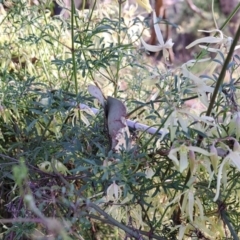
left=37, top=115, right=54, bottom=146
left=0, top=218, right=43, bottom=224
left=195, top=3, right=240, bottom=61
left=86, top=0, right=97, bottom=31
left=141, top=110, right=173, bottom=150
left=212, top=0, right=218, bottom=29
left=76, top=0, right=100, bottom=89
left=221, top=209, right=239, bottom=240
left=71, top=0, right=78, bottom=97
left=114, top=0, right=123, bottom=97
left=86, top=201, right=143, bottom=239
left=219, top=3, right=240, bottom=32
left=206, top=24, right=240, bottom=117
left=88, top=214, right=166, bottom=240
left=82, top=0, right=86, bottom=11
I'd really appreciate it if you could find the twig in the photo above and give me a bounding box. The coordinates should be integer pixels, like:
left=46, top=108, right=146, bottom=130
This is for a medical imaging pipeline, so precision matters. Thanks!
left=206, top=24, right=240, bottom=117
left=86, top=200, right=142, bottom=239
left=86, top=200, right=167, bottom=240
left=87, top=214, right=166, bottom=240
left=220, top=209, right=239, bottom=240
left=186, top=0, right=207, bottom=19
left=0, top=218, right=43, bottom=224
left=0, top=153, right=58, bottom=178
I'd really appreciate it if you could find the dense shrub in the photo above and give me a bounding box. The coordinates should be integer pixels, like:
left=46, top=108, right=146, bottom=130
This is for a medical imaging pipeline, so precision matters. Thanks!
left=0, top=0, right=240, bottom=239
